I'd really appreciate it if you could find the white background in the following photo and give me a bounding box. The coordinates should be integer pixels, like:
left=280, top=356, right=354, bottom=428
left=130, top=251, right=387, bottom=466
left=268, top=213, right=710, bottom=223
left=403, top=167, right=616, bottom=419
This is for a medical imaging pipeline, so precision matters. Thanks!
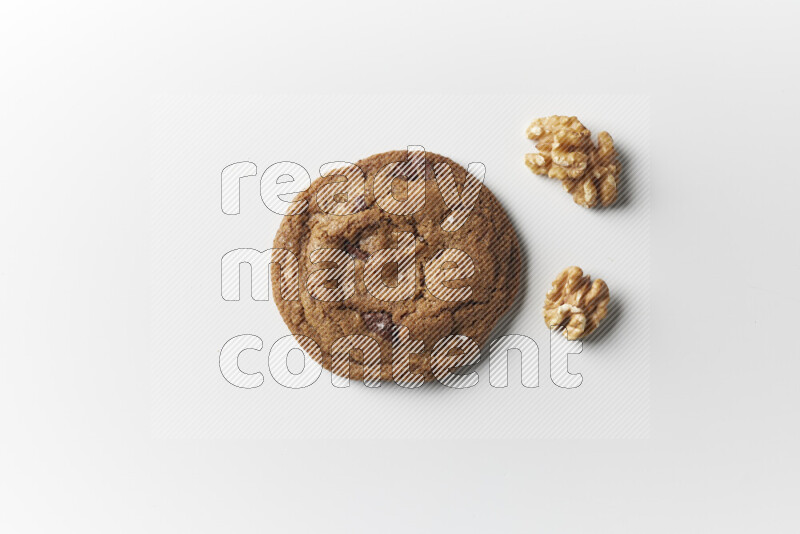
left=1, top=1, right=799, bottom=532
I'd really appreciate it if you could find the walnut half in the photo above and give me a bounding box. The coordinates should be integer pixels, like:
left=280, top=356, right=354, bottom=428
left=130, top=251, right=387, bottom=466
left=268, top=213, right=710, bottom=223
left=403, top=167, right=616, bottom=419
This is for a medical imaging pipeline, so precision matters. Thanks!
left=526, top=116, right=592, bottom=180
left=525, top=116, right=620, bottom=208
left=543, top=266, right=610, bottom=340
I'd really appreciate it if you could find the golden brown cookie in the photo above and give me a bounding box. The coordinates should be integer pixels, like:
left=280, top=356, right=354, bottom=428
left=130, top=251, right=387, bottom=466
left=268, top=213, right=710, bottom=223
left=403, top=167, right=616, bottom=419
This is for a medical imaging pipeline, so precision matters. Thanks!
left=271, top=150, right=521, bottom=382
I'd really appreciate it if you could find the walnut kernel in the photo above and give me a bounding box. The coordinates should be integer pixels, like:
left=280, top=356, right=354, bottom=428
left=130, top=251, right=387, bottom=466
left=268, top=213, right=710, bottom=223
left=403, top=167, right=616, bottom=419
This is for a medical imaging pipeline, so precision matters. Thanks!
left=526, top=116, right=592, bottom=180
left=526, top=116, right=620, bottom=208
left=543, top=266, right=610, bottom=340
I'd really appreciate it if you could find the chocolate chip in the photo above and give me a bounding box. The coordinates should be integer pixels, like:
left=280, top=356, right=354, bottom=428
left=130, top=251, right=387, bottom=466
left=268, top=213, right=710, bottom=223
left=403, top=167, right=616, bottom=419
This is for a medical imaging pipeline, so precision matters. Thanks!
left=353, top=196, right=368, bottom=212
left=362, top=312, right=394, bottom=342
left=343, top=240, right=369, bottom=261
left=404, top=162, right=432, bottom=182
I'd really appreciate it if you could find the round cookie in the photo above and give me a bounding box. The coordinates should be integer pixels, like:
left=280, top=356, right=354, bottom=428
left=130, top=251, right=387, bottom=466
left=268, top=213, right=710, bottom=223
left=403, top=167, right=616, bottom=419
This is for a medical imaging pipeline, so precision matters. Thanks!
left=272, top=150, right=521, bottom=382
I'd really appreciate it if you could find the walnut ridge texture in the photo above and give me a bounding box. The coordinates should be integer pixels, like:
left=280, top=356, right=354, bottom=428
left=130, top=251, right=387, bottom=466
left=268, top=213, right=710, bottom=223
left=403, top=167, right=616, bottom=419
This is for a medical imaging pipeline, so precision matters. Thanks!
left=543, top=266, right=610, bottom=340
left=526, top=115, right=620, bottom=208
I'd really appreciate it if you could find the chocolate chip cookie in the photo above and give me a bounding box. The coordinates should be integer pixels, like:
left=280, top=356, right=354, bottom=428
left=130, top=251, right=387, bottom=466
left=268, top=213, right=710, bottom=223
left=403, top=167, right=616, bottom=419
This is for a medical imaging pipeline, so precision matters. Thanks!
left=271, top=150, right=521, bottom=382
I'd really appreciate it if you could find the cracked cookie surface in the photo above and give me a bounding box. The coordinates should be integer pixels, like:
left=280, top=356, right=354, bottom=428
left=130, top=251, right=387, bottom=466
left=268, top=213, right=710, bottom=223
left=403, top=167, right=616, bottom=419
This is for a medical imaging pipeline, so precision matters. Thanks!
left=272, top=150, right=521, bottom=382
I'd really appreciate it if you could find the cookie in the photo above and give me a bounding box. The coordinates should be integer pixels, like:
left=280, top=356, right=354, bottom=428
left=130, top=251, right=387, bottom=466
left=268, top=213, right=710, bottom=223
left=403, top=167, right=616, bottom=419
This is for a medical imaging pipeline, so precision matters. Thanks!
left=271, top=150, right=521, bottom=382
